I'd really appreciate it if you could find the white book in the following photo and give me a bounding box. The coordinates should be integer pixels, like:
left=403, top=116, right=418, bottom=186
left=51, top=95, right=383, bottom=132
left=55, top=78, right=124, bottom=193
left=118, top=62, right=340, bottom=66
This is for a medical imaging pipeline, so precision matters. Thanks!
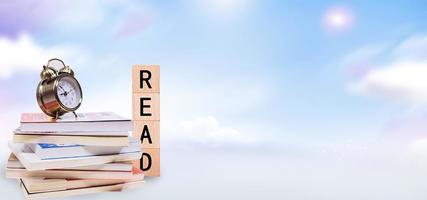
left=13, top=134, right=130, bottom=146
left=19, top=112, right=132, bottom=132
left=9, top=141, right=141, bottom=171
left=29, top=137, right=140, bottom=160
left=7, top=168, right=139, bottom=180
left=14, top=129, right=130, bottom=137
left=7, top=154, right=133, bottom=171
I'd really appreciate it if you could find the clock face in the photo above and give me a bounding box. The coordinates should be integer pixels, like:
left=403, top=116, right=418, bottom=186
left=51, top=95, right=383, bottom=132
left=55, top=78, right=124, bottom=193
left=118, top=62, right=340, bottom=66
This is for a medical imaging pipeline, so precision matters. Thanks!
left=56, top=76, right=82, bottom=110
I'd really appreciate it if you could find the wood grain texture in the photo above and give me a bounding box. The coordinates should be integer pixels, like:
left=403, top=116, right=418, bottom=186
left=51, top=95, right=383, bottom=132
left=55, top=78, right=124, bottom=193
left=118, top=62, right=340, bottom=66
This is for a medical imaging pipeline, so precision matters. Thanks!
left=133, top=120, right=160, bottom=148
left=132, top=148, right=160, bottom=177
left=132, top=65, right=160, bottom=93
left=132, top=65, right=160, bottom=177
left=132, top=93, right=160, bottom=121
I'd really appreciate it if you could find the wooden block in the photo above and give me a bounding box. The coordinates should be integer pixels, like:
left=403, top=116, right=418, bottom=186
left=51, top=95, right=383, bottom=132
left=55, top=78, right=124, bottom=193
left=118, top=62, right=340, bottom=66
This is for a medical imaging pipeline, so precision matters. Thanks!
left=132, top=148, right=160, bottom=177
left=133, top=121, right=160, bottom=148
left=132, top=93, right=160, bottom=121
left=132, top=65, right=160, bottom=93
left=132, top=64, right=160, bottom=177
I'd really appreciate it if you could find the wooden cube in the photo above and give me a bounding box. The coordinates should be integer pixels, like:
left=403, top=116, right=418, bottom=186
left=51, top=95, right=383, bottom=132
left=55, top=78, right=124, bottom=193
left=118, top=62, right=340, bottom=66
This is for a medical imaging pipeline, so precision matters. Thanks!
left=132, top=93, right=160, bottom=121
left=133, top=148, right=160, bottom=177
left=132, top=65, right=160, bottom=93
left=133, top=120, right=160, bottom=148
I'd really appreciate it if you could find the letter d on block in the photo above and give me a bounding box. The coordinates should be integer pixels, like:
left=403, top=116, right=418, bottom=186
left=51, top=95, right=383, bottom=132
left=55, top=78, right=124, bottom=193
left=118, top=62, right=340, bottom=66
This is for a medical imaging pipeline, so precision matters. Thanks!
left=134, top=148, right=160, bottom=177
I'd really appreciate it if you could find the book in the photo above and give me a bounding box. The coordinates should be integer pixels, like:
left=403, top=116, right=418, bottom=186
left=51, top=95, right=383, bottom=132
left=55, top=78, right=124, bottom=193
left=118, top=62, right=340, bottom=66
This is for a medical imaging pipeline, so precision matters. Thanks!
left=13, top=134, right=130, bottom=147
left=19, top=112, right=132, bottom=132
left=20, top=179, right=144, bottom=200
left=9, top=141, right=141, bottom=171
left=21, top=170, right=143, bottom=193
left=14, top=129, right=130, bottom=137
left=7, top=154, right=133, bottom=172
left=28, top=137, right=140, bottom=160
left=6, top=168, right=140, bottom=180
left=22, top=178, right=131, bottom=193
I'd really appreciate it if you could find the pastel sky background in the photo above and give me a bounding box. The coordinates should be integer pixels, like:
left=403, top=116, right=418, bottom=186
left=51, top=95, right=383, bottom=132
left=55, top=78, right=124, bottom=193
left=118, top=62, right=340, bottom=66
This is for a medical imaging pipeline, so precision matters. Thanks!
left=1, top=0, right=427, bottom=199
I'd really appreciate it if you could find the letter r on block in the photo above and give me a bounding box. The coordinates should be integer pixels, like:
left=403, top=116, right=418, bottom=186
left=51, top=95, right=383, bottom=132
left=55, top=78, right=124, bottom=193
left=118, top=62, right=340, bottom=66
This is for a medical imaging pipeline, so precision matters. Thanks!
left=132, top=65, right=160, bottom=93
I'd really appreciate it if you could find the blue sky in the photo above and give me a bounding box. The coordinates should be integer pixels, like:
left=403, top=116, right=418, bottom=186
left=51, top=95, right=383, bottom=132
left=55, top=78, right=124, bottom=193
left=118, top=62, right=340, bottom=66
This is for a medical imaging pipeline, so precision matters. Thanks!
left=1, top=0, right=427, bottom=199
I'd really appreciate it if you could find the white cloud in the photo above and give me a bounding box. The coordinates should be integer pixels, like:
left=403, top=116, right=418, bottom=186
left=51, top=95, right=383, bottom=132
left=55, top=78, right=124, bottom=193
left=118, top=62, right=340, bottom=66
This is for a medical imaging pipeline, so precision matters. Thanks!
left=348, top=34, right=427, bottom=105
left=52, top=1, right=107, bottom=31
left=0, top=33, right=78, bottom=78
left=342, top=45, right=386, bottom=67
left=79, top=75, right=260, bottom=146
left=408, top=138, right=427, bottom=161
left=351, top=61, right=427, bottom=104
left=164, top=116, right=257, bottom=146
left=50, top=1, right=151, bottom=35
left=391, top=35, right=427, bottom=60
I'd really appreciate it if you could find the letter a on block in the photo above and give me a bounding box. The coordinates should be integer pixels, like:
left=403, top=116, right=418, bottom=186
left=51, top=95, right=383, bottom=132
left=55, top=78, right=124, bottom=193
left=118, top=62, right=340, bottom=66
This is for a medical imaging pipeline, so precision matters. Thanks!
left=132, top=65, right=160, bottom=93
left=133, top=121, right=160, bottom=148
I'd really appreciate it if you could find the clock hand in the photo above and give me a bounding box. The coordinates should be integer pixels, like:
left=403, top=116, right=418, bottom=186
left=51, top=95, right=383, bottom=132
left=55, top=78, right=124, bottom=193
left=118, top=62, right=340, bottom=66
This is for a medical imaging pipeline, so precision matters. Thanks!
left=66, top=88, right=74, bottom=94
left=59, top=85, right=66, bottom=92
left=58, top=86, right=69, bottom=96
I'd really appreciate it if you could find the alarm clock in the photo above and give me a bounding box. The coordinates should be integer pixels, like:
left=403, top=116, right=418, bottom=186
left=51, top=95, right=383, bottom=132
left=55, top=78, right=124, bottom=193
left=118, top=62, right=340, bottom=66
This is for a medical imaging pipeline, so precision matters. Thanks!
left=36, top=58, right=82, bottom=118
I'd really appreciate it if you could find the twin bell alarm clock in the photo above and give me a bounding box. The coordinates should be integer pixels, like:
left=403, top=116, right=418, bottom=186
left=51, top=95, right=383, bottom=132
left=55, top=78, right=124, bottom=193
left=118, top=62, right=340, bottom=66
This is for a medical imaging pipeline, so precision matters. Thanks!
left=36, top=58, right=82, bottom=118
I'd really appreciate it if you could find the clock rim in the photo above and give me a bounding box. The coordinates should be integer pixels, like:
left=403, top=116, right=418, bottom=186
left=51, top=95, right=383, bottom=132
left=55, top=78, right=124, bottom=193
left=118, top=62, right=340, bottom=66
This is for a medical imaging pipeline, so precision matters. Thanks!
left=54, top=74, right=83, bottom=111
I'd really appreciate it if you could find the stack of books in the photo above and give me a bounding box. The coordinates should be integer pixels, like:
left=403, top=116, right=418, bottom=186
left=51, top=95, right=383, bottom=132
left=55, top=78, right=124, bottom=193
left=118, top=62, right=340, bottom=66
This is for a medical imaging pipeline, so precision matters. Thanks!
left=5, top=112, right=144, bottom=199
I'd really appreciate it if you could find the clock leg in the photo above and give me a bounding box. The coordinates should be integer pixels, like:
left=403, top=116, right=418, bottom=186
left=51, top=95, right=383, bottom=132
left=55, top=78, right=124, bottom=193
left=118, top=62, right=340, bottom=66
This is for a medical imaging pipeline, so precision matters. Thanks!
left=73, top=111, right=78, bottom=118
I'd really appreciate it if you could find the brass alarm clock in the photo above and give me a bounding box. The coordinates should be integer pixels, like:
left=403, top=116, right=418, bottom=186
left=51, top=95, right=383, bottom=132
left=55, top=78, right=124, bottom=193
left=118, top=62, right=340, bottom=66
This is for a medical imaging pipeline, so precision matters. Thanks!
left=36, top=58, right=82, bottom=118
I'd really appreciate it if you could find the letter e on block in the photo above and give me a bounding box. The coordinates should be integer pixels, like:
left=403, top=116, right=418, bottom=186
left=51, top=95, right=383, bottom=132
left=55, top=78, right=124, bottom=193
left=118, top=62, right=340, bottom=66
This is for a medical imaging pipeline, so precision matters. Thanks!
left=132, top=93, right=160, bottom=121
left=132, top=65, right=160, bottom=93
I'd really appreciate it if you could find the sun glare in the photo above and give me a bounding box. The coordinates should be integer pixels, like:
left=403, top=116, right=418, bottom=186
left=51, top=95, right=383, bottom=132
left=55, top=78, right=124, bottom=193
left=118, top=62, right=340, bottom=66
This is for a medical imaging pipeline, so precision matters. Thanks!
left=323, top=6, right=354, bottom=32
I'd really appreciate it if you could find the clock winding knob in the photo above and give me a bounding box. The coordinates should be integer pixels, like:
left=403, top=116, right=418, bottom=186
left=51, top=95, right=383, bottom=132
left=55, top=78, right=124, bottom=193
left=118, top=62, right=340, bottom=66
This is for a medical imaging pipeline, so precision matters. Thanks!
left=58, top=66, right=74, bottom=76
left=40, top=65, right=57, bottom=80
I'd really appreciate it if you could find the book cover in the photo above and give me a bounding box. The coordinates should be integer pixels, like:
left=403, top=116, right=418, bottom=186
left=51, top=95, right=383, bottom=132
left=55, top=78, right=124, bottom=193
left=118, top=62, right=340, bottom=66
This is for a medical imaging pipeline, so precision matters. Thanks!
left=21, top=112, right=129, bottom=123
left=29, top=137, right=139, bottom=160
left=9, top=141, right=142, bottom=171
left=19, top=112, right=132, bottom=132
